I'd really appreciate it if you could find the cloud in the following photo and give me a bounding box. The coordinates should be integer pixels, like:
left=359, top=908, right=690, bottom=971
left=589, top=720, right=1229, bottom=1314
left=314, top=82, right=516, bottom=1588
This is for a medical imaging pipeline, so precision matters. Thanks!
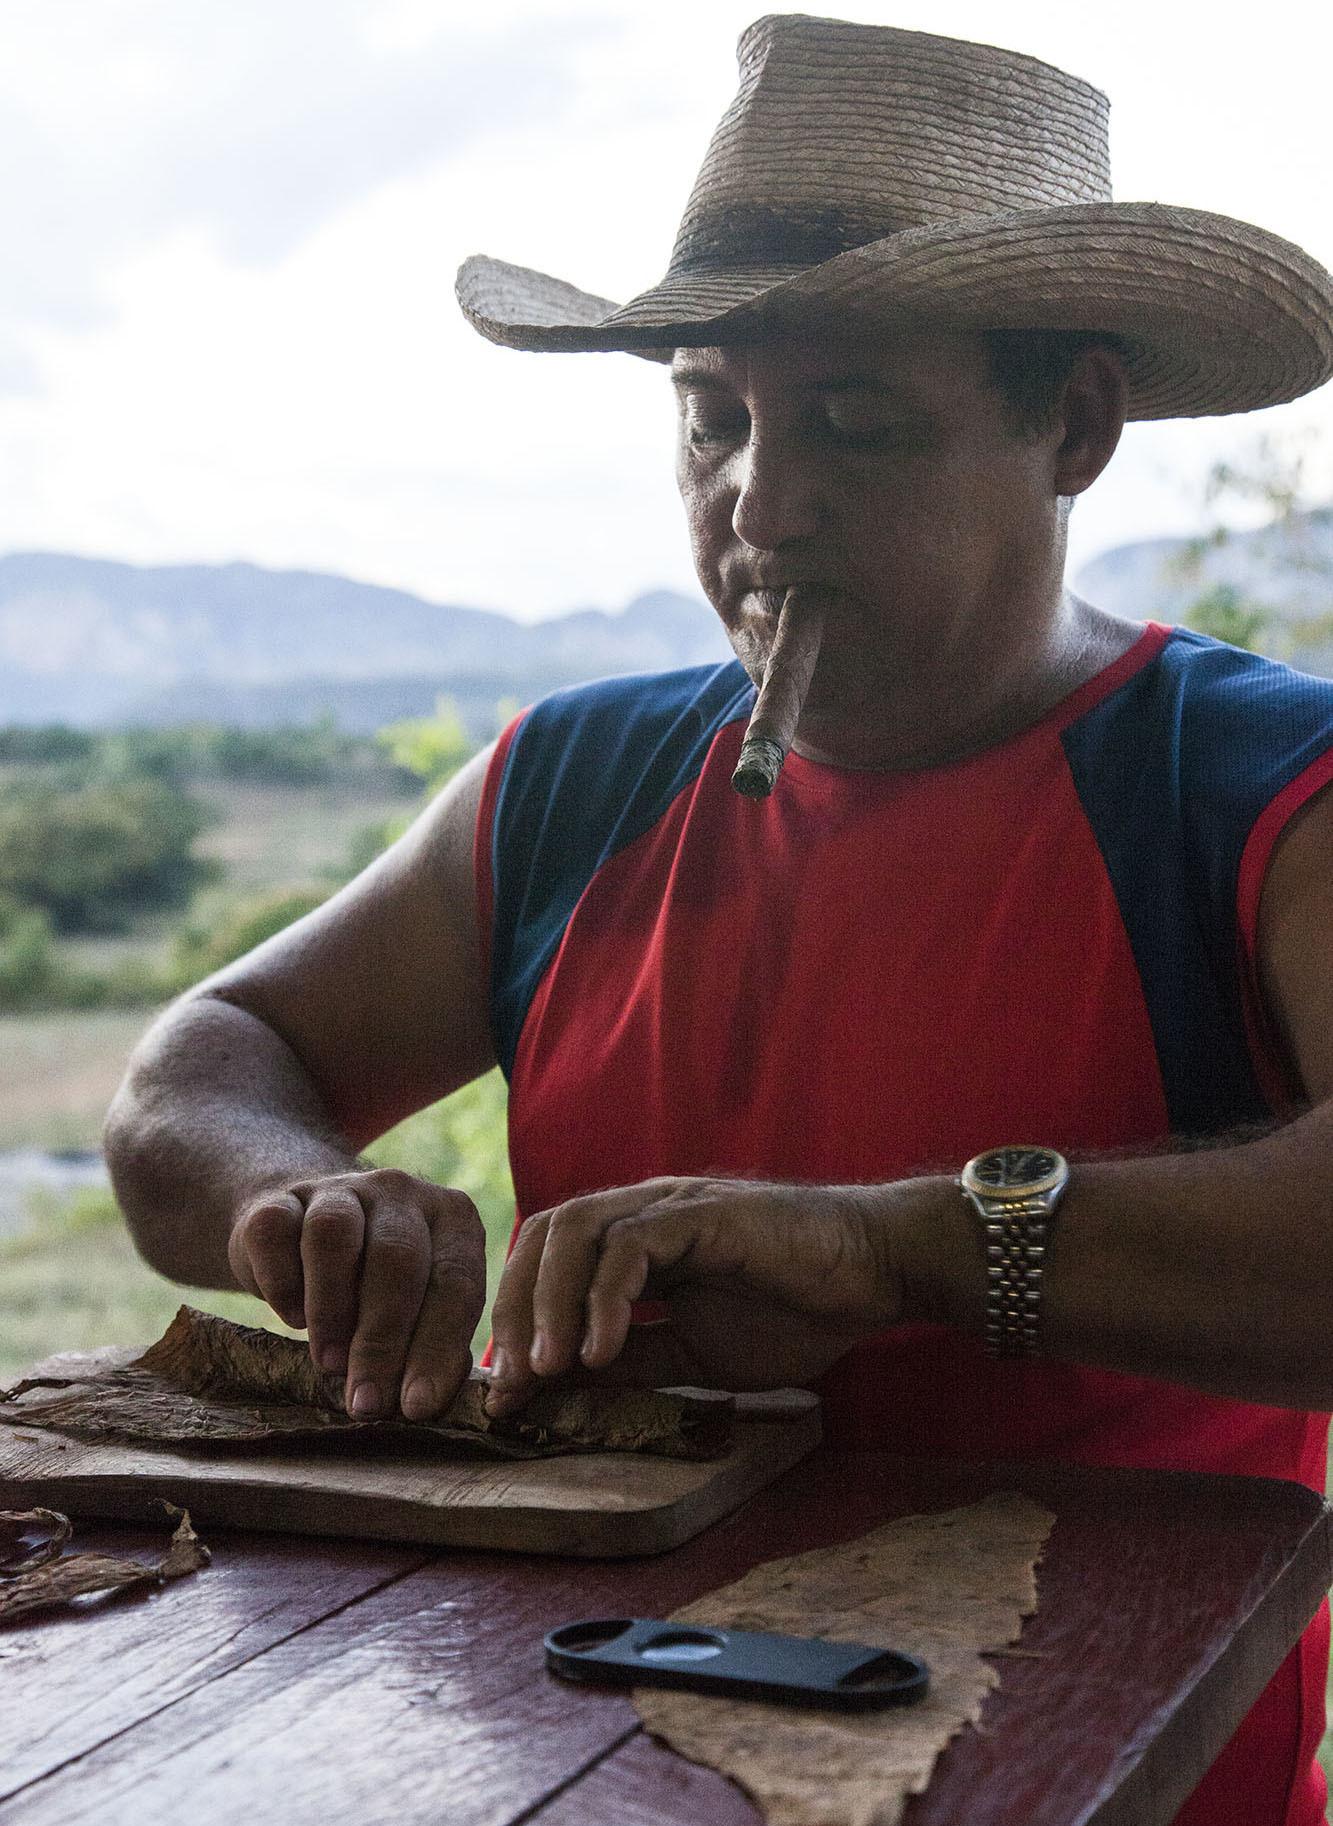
left=0, top=2, right=601, bottom=341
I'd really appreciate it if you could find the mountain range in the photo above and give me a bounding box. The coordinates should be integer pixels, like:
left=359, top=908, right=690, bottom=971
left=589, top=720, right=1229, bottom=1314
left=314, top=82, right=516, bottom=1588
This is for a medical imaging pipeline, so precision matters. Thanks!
left=1074, top=507, right=1333, bottom=669
left=0, top=554, right=732, bottom=737
left=0, top=513, right=1329, bottom=734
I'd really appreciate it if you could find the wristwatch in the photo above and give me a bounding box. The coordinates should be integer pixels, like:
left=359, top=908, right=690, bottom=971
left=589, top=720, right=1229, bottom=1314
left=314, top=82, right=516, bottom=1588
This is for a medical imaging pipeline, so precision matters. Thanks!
left=958, top=1147, right=1069, bottom=1360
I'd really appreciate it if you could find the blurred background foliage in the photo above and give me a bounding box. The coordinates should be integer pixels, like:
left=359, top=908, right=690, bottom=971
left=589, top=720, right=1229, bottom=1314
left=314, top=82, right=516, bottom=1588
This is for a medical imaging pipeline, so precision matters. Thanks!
left=1178, top=433, right=1331, bottom=659
left=0, top=694, right=516, bottom=1379
left=0, top=1067, right=515, bottom=1382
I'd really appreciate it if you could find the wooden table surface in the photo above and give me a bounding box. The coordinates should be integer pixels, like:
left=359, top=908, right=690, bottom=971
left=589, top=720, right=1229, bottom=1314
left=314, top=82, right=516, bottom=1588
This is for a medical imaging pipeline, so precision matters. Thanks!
left=1, top=1452, right=1328, bottom=1826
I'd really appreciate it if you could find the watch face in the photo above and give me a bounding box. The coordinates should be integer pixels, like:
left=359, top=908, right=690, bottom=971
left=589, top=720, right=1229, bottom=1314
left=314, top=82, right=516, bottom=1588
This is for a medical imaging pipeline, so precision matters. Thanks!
left=963, top=1147, right=1068, bottom=1198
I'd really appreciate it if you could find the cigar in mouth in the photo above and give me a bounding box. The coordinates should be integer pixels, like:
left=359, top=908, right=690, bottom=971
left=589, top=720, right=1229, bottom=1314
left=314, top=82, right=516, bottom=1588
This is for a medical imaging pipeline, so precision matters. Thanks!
left=731, top=587, right=826, bottom=798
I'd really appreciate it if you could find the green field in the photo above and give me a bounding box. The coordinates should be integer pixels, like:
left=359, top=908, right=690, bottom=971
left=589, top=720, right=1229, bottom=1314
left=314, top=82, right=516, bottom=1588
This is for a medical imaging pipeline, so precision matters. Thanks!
left=0, top=1006, right=154, bottom=1150
left=192, top=776, right=413, bottom=896
left=1, top=1187, right=305, bottom=1380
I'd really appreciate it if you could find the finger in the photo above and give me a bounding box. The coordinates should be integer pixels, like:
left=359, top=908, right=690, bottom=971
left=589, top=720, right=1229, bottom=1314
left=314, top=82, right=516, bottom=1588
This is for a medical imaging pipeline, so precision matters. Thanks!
left=581, top=1210, right=699, bottom=1368
left=486, top=1211, right=549, bottom=1416
left=399, top=1190, right=487, bottom=1420
left=299, top=1184, right=367, bottom=1375
left=530, top=1184, right=673, bottom=1379
left=228, top=1192, right=307, bottom=1328
left=344, top=1182, right=431, bottom=1420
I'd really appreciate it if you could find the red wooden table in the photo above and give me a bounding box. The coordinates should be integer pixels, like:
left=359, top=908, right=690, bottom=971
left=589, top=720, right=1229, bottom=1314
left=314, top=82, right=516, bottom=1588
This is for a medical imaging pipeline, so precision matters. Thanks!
left=1, top=1453, right=1328, bottom=1826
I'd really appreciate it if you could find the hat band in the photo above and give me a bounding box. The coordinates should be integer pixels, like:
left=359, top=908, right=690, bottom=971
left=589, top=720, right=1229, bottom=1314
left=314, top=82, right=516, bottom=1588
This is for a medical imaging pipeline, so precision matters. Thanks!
left=668, top=203, right=908, bottom=276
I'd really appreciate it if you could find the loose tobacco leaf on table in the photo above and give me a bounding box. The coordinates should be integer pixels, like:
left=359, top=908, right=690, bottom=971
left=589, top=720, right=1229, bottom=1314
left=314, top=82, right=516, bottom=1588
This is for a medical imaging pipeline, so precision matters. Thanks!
left=0, top=1508, right=71, bottom=1575
left=635, top=1493, right=1054, bottom=1826
left=0, top=1306, right=733, bottom=1462
left=0, top=1502, right=209, bottom=1626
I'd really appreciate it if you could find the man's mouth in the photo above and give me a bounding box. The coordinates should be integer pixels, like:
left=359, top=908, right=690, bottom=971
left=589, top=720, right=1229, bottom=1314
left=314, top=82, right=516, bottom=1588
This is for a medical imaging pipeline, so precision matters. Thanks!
left=743, top=580, right=829, bottom=616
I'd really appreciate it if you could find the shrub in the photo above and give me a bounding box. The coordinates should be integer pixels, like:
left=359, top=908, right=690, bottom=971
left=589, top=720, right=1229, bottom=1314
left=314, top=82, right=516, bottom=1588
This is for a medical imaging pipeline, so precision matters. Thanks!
left=1184, top=584, right=1271, bottom=654
left=0, top=725, right=96, bottom=765
left=0, top=777, right=215, bottom=932
left=0, top=891, right=57, bottom=1008
left=378, top=700, right=472, bottom=795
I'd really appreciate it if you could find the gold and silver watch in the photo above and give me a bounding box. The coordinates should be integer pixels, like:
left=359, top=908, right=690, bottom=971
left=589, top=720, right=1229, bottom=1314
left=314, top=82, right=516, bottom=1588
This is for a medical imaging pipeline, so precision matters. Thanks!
left=958, top=1147, right=1069, bottom=1360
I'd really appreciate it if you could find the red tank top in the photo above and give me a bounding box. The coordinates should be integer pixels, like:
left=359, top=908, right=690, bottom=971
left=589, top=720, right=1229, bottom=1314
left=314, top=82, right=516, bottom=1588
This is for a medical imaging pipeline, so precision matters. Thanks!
left=477, top=624, right=1333, bottom=1825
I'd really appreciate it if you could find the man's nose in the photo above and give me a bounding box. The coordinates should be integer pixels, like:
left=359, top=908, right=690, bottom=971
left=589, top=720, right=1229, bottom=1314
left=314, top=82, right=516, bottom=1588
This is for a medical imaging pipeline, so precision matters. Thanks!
left=730, top=432, right=822, bottom=551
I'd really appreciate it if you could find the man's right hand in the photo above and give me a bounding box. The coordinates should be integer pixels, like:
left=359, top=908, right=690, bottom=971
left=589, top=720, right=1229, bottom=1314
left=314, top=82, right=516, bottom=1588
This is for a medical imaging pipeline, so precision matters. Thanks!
left=226, top=1168, right=487, bottom=1422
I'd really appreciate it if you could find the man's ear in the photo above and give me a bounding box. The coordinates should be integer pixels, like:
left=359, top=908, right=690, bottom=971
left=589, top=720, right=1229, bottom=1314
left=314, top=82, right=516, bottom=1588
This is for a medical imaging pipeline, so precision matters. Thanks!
left=1051, top=346, right=1129, bottom=499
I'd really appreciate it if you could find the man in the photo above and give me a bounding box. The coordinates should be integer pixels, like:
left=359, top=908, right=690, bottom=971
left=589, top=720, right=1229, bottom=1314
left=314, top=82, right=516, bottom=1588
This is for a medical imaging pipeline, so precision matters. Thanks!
left=105, top=19, right=1333, bottom=1825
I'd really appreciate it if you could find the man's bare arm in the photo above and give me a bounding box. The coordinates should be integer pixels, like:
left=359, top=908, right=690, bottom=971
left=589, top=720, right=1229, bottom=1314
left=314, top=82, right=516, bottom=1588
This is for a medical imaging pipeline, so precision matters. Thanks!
left=104, top=745, right=497, bottom=1421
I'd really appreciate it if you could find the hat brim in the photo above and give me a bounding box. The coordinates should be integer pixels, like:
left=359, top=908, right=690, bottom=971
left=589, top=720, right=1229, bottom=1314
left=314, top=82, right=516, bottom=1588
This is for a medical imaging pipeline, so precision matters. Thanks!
left=457, top=202, right=1333, bottom=420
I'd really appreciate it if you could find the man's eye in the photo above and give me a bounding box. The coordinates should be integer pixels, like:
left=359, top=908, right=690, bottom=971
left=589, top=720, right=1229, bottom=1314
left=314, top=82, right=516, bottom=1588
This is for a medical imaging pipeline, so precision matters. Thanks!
left=819, top=400, right=928, bottom=451
left=686, top=417, right=746, bottom=448
left=680, top=400, right=748, bottom=449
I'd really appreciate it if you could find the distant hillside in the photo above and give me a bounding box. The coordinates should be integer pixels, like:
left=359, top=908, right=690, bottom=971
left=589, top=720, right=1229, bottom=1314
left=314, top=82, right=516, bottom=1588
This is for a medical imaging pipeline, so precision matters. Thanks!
left=4, top=518, right=1330, bottom=741
left=0, top=554, right=730, bottom=736
left=1073, top=507, right=1333, bottom=672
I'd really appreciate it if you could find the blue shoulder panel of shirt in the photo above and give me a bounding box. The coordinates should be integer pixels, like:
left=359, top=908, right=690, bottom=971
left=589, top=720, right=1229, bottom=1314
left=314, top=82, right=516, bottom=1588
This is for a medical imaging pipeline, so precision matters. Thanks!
left=488, top=661, right=754, bottom=1077
left=1062, top=628, right=1333, bottom=1131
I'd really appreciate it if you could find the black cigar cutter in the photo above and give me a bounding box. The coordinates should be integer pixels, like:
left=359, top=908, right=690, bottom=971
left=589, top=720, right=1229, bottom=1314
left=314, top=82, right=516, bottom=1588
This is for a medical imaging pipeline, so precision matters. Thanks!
left=545, top=1617, right=929, bottom=1710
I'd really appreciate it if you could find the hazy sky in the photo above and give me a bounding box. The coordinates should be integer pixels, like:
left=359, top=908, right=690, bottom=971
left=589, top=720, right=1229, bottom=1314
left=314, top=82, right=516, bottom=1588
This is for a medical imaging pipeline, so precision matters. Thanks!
left=2, top=0, right=1331, bottom=620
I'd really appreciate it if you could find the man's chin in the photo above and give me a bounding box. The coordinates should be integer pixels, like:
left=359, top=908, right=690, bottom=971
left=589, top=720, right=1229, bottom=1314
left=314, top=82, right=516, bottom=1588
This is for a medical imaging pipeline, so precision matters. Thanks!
left=723, top=624, right=769, bottom=689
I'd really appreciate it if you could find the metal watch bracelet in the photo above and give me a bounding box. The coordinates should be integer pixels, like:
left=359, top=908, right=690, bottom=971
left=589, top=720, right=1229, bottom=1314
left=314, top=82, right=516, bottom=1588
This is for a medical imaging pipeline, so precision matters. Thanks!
left=980, top=1196, right=1051, bottom=1359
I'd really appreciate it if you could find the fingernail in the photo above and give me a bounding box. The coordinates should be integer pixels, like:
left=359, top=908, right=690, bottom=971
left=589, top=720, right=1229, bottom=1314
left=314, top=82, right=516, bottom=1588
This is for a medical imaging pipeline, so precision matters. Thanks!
left=530, top=1330, right=551, bottom=1372
left=401, top=1377, right=437, bottom=1421
left=350, top=1381, right=381, bottom=1417
left=490, top=1348, right=509, bottom=1386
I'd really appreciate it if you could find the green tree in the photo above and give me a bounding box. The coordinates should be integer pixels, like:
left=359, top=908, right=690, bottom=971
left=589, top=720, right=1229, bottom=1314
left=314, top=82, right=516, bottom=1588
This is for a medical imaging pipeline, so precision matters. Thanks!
left=207, top=717, right=354, bottom=785
left=0, top=725, right=95, bottom=766
left=0, top=778, right=214, bottom=932
left=1169, top=430, right=1330, bottom=659
left=0, top=891, right=56, bottom=1008
left=378, top=698, right=473, bottom=795
left=1183, top=584, right=1270, bottom=654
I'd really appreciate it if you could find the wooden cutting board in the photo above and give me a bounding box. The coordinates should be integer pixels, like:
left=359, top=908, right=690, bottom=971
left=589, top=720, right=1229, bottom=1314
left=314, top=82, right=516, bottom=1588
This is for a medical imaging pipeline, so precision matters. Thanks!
left=0, top=1348, right=821, bottom=1557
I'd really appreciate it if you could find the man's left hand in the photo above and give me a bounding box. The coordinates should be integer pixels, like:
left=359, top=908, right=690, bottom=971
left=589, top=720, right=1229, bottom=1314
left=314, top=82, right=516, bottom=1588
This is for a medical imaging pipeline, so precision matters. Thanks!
left=485, top=1176, right=911, bottom=1414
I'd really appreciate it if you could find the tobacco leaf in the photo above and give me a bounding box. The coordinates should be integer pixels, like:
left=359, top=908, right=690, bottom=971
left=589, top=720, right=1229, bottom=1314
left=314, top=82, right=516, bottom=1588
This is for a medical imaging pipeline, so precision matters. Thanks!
left=0, top=1502, right=209, bottom=1626
left=634, top=1492, right=1054, bottom=1826
left=135, top=1305, right=347, bottom=1408
left=0, top=1305, right=732, bottom=1461
left=0, top=1507, right=72, bottom=1574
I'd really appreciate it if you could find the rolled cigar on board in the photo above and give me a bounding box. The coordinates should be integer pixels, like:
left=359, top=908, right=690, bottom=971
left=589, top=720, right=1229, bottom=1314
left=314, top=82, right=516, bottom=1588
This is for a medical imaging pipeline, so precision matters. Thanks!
left=731, top=587, right=826, bottom=798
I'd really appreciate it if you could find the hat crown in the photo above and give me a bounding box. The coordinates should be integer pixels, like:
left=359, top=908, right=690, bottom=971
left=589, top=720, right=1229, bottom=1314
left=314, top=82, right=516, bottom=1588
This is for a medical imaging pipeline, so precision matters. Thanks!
left=669, top=14, right=1113, bottom=274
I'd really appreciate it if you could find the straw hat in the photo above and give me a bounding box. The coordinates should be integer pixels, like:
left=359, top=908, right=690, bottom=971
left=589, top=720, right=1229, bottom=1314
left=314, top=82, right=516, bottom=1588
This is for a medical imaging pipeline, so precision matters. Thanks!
left=456, top=14, right=1333, bottom=420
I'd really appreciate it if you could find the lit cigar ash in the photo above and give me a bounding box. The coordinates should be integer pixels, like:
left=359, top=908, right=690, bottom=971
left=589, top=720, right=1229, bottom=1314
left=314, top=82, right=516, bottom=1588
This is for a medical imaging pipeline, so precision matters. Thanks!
left=731, top=588, right=826, bottom=797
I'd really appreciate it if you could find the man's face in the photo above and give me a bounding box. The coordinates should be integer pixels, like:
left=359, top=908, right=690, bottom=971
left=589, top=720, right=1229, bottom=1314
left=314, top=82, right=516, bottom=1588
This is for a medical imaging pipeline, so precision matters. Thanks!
left=671, top=325, right=1065, bottom=767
